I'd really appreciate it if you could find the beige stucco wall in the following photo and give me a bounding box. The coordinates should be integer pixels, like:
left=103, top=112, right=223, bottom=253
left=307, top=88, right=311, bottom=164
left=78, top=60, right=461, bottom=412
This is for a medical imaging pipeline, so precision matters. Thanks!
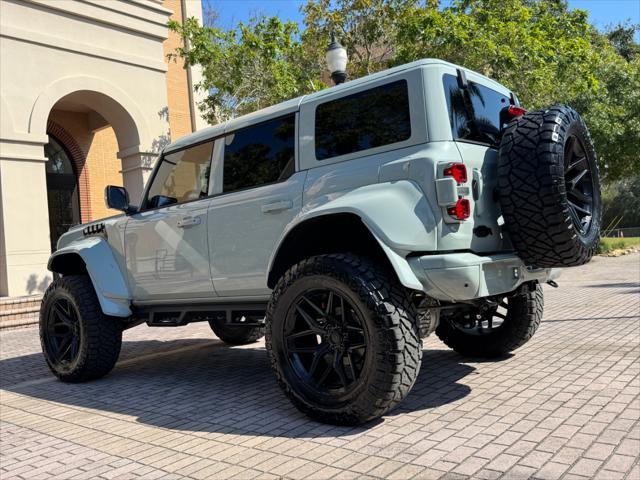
left=0, top=0, right=205, bottom=297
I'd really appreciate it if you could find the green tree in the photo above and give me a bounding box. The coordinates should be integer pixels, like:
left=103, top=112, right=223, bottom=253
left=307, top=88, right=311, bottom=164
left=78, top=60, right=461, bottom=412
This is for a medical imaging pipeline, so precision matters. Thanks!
left=302, top=0, right=419, bottom=77
left=394, top=0, right=601, bottom=109
left=606, top=23, right=640, bottom=61
left=571, top=38, right=640, bottom=180
left=170, top=0, right=639, bottom=181
left=168, top=16, right=324, bottom=124
left=300, top=0, right=639, bottom=181
left=602, top=177, right=640, bottom=230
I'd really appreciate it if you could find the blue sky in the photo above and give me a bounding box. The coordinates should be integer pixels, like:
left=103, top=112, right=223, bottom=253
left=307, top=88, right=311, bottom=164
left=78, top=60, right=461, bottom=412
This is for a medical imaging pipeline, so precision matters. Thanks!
left=206, top=0, right=639, bottom=40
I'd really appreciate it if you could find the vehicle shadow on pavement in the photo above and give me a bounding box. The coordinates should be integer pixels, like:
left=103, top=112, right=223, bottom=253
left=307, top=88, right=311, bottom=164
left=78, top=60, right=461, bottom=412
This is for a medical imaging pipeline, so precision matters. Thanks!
left=1, top=337, right=482, bottom=437
left=586, top=282, right=639, bottom=288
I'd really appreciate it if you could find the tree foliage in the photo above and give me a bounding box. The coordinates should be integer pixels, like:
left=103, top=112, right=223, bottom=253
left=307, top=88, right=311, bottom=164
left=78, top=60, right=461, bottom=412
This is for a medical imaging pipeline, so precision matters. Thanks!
left=602, top=177, right=640, bottom=229
left=169, top=0, right=639, bottom=181
left=168, top=16, right=323, bottom=124
left=302, top=0, right=418, bottom=77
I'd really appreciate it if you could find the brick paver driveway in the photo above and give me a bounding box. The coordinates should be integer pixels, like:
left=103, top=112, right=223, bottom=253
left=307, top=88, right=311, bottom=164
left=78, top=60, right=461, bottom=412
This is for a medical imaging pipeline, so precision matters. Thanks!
left=1, top=254, right=639, bottom=480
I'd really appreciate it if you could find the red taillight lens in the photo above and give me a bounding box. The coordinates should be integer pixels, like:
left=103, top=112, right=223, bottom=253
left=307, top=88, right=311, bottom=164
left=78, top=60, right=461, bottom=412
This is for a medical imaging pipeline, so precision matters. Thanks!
left=447, top=198, right=471, bottom=220
left=507, top=105, right=527, bottom=117
left=443, top=163, right=467, bottom=184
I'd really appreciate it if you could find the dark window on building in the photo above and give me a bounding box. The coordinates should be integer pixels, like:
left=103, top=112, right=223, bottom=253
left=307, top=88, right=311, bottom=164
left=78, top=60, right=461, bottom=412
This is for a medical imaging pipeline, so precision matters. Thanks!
left=223, top=114, right=295, bottom=193
left=315, top=80, right=411, bottom=160
left=443, top=74, right=511, bottom=145
left=44, top=136, right=80, bottom=252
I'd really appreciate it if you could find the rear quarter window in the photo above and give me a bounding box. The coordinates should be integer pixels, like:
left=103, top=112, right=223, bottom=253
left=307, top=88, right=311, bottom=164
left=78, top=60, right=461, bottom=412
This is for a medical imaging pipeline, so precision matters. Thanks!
left=315, top=80, right=411, bottom=160
left=443, top=74, right=510, bottom=145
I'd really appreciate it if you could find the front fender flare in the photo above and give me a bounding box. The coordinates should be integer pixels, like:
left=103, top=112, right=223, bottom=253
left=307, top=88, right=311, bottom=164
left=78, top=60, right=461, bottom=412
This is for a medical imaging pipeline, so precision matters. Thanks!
left=48, top=237, right=131, bottom=317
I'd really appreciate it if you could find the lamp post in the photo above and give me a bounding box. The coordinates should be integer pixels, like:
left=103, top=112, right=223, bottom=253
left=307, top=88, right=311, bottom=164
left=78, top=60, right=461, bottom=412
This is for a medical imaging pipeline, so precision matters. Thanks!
left=325, top=33, right=348, bottom=85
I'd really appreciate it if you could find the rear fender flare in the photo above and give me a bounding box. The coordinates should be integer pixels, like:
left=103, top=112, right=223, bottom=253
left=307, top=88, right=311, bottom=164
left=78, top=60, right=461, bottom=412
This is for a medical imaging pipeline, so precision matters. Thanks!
left=268, top=180, right=436, bottom=290
left=304, top=180, right=437, bottom=251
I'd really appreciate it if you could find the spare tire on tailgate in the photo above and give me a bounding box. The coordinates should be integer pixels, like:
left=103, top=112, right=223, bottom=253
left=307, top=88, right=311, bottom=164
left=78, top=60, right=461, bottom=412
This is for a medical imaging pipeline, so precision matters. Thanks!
left=497, top=105, right=601, bottom=267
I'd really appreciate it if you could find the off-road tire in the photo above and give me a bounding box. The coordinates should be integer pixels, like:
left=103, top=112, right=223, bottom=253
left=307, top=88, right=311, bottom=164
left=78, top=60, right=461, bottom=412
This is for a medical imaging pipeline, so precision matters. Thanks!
left=209, top=322, right=265, bottom=345
left=436, top=283, right=544, bottom=358
left=266, top=254, right=422, bottom=425
left=497, top=105, right=601, bottom=267
left=40, top=275, right=122, bottom=382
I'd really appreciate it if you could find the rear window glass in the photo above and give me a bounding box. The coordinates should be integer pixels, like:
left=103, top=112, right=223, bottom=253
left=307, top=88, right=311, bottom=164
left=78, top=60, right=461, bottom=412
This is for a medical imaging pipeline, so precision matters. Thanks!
left=443, top=74, right=510, bottom=145
left=315, top=80, right=411, bottom=160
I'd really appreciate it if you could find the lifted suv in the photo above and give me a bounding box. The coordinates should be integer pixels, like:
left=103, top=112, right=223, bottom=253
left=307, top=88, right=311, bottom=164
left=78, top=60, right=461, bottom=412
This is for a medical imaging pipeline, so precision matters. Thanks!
left=41, top=59, right=601, bottom=425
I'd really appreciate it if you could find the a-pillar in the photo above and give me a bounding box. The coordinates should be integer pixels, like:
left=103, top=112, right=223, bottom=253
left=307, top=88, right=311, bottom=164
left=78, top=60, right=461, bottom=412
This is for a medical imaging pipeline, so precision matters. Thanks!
left=118, top=147, right=159, bottom=207
left=0, top=133, right=52, bottom=296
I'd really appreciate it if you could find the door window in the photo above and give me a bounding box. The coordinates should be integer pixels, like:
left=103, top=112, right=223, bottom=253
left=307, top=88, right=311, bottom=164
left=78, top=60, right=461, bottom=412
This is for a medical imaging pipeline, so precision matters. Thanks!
left=314, top=80, right=411, bottom=160
left=146, top=141, right=213, bottom=208
left=223, top=114, right=295, bottom=193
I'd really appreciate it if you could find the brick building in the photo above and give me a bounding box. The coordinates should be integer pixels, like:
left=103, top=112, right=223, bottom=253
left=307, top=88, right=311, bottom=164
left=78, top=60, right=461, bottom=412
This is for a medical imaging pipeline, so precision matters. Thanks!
left=0, top=0, right=207, bottom=298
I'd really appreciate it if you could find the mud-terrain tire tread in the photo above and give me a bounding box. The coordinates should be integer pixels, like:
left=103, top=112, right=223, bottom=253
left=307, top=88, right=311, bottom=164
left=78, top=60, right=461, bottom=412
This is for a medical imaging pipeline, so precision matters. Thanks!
left=39, top=275, right=122, bottom=382
left=497, top=105, right=601, bottom=267
left=435, top=284, right=544, bottom=358
left=266, top=254, right=422, bottom=425
left=209, top=322, right=265, bottom=345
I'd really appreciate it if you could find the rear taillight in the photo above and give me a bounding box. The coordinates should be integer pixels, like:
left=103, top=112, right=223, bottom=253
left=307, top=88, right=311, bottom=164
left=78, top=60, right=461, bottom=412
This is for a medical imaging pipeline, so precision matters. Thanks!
left=500, top=105, right=528, bottom=127
left=507, top=105, right=527, bottom=117
left=443, top=163, right=467, bottom=184
left=447, top=199, right=471, bottom=220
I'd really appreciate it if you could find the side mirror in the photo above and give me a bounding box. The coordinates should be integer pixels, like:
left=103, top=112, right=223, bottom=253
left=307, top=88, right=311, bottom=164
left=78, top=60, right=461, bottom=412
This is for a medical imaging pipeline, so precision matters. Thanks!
left=105, top=185, right=131, bottom=213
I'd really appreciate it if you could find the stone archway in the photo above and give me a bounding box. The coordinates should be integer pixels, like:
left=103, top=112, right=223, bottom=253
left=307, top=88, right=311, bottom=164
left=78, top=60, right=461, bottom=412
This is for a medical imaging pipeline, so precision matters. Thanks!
left=29, top=76, right=149, bottom=149
left=29, top=76, right=159, bottom=204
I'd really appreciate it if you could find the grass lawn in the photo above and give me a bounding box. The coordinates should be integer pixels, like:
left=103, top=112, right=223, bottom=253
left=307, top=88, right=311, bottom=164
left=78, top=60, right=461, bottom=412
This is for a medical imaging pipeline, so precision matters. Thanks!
left=598, top=237, right=640, bottom=254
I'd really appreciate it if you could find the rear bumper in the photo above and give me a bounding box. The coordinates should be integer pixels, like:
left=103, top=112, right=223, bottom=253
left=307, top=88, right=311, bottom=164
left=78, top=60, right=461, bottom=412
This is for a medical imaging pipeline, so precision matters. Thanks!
left=407, top=252, right=560, bottom=301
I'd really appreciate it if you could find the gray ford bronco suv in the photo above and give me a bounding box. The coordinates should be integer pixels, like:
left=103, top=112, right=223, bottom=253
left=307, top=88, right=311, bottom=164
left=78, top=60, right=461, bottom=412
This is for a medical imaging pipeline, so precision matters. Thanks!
left=41, top=59, right=601, bottom=425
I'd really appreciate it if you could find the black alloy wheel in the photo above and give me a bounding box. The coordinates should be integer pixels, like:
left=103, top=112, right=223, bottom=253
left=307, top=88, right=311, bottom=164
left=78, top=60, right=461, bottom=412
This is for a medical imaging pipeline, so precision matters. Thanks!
left=40, top=275, right=122, bottom=382
left=266, top=254, right=422, bottom=425
left=283, top=288, right=367, bottom=398
left=450, top=297, right=510, bottom=336
left=44, top=297, right=82, bottom=369
left=564, top=134, right=595, bottom=237
left=436, top=283, right=544, bottom=358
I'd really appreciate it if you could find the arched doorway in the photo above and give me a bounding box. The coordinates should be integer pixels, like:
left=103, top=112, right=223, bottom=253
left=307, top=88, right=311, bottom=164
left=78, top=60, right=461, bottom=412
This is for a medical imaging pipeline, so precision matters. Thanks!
left=44, top=136, right=80, bottom=251
left=29, top=80, right=157, bottom=207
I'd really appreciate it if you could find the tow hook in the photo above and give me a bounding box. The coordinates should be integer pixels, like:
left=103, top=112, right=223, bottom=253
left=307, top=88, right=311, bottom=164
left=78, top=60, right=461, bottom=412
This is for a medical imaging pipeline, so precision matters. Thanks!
left=547, top=280, right=559, bottom=288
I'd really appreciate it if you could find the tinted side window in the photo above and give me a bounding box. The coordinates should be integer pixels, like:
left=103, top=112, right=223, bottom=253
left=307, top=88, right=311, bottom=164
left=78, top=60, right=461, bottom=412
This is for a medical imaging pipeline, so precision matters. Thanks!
left=223, top=114, right=295, bottom=193
left=443, top=74, right=510, bottom=144
left=315, top=80, right=411, bottom=160
left=146, top=141, right=213, bottom=208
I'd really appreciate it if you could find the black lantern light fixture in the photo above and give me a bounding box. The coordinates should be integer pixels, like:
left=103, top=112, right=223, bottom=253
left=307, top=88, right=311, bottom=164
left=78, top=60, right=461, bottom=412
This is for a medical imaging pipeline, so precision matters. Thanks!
left=325, top=33, right=348, bottom=85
